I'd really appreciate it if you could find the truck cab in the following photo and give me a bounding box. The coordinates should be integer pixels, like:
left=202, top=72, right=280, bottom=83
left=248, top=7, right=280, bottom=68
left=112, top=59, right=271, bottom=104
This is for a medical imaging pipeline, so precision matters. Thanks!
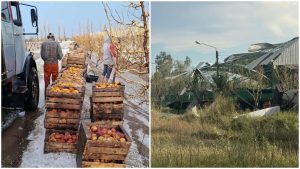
left=1, top=1, right=39, bottom=110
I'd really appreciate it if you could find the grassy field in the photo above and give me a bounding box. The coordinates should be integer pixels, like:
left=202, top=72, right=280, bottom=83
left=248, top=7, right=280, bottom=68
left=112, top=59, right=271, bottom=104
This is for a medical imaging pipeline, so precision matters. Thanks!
left=151, top=96, right=298, bottom=167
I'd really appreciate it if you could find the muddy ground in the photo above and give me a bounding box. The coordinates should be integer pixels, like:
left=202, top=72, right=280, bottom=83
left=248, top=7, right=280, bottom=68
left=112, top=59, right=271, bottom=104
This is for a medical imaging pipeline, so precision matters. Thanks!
left=1, top=61, right=46, bottom=167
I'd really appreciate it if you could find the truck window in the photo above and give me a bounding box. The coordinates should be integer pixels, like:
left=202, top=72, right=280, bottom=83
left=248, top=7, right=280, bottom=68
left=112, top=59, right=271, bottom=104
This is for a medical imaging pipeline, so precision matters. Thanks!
left=1, top=2, right=10, bottom=22
left=10, top=2, right=22, bottom=26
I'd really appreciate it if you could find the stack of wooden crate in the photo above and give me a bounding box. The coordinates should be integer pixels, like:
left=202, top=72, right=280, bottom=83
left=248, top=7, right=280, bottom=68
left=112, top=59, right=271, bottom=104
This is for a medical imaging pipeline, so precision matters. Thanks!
left=44, top=66, right=86, bottom=154
left=76, top=82, right=132, bottom=168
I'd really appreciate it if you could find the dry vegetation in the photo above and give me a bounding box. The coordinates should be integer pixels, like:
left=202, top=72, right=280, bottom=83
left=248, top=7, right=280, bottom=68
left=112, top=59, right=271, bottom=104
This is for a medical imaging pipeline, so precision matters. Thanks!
left=151, top=96, right=298, bottom=167
left=72, top=1, right=149, bottom=103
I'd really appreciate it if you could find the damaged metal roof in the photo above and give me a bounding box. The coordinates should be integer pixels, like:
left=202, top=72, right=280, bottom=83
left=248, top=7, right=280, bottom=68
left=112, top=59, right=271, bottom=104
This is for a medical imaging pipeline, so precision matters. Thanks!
left=246, top=37, right=299, bottom=69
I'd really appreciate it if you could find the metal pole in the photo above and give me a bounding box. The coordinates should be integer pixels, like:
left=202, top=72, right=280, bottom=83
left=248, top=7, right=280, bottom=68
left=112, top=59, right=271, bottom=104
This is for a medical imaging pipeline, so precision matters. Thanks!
left=216, top=50, right=219, bottom=78
left=195, top=41, right=220, bottom=90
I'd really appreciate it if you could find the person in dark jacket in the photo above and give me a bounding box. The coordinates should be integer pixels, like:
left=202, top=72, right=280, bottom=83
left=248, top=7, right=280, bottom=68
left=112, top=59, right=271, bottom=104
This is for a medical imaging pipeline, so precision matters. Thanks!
left=41, top=33, right=63, bottom=91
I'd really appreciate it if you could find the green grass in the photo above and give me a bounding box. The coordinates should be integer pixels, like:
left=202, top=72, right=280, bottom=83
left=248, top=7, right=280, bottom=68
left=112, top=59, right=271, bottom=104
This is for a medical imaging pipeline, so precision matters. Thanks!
left=151, top=96, right=298, bottom=167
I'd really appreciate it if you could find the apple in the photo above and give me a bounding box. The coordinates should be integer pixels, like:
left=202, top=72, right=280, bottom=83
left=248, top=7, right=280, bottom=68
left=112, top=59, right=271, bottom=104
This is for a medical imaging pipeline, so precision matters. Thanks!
left=65, top=132, right=72, bottom=140
left=91, top=133, right=97, bottom=140
left=49, top=137, right=56, bottom=142
left=49, top=133, right=56, bottom=139
left=98, top=136, right=104, bottom=142
left=101, top=128, right=108, bottom=134
left=103, top=134, right=110, bottom=138
left=111, top=128, right=116, bottom=133
left=106, top=137, right=114, bottom=142
left=90, top=125, right=98, bottom=132
left=120, top=138, right=126, bottom=143
left=107, top=129, right=112, bottom=135
left=116, top=131, right=125, bottom=138
left=97, top=130, right=105, bottom=137
left=114, top=134, right=121, bottom=140
left=63, top=135, right=69, bottom=141
left=54, top=133, right=62, bottom=139
left=58, top=139, right=66, bottom=143
left=91, top=136, right=97, bottom=140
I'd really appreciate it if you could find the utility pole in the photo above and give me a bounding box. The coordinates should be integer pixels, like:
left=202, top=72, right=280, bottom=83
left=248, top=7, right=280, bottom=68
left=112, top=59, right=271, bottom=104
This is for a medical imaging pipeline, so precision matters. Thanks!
left=195, top=41, right=220, bottom=90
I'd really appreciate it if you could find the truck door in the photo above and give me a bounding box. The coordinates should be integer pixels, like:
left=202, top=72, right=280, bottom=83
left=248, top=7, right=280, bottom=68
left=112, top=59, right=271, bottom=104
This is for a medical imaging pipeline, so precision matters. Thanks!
left=10, top=2, right=27, bottom=75
left=1, top=1, right=15, bottom=80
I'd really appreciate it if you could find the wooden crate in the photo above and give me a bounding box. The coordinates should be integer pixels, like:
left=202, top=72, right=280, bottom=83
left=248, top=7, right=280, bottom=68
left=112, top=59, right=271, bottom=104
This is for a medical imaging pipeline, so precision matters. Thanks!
left=46, top=85, right=85, bottom=100
left=52, top=75, right=85, bottom=88
left=45, top=93, right=84, bottom=110
left=76, top=121, right=131, bottom=167
left=44, top=129, right=78, bottom=154
left=91, top=85, right=125, bottom=121
left=81, top=161, right=125, bottom=168
left=91, top=102, right=124, bottom=121
left=67, top=53, right=86, bottom=66
left=44, top=109, right=81, bottom=130
left=92, top=85, right=125, bottom=94
left=66, top=64, right=86, bottom=69
left=62, top=66, right=87, bottom=75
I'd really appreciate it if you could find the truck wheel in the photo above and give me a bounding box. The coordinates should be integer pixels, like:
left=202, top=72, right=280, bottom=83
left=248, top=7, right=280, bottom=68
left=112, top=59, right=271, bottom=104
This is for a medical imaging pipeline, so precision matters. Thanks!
left=25, top=67, right=39, bottom=111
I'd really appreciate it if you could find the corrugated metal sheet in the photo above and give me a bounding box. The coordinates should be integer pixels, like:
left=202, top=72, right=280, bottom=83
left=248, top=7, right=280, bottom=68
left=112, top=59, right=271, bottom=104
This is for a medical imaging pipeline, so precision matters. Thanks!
left=246, top=37, right=299, bottom=69
left=273, top=38, right=298, bottom=66
left=246, top=52, right=273, bottom=69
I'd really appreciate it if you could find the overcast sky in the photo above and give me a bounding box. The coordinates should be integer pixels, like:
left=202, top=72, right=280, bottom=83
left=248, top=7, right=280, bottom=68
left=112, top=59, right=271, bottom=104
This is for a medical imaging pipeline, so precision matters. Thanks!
left=151, top=1, right=299, bottom=70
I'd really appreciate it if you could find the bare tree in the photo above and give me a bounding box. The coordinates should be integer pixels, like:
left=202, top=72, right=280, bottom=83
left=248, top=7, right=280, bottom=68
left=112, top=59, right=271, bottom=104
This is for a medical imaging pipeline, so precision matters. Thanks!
left=47, top=22, right=51, bottom=34
left=58, top=24, right=61, bottom=41
left=43, top=23, right=47, bottom=39
left=101, top=1, right=150, bottom=103
left=242, top=66, right=267, bottom=110
left=63, top=26, right=66, bottom=40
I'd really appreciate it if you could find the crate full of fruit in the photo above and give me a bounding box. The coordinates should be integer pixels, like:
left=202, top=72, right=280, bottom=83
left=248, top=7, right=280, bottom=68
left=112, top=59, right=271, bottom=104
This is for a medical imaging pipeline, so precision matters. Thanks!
left=44, top=129, right=78, bottom=154
left=59, top=66, right=87, bottom=79
left=44, top=108, right=81, bottom=130
left=67, top=52, right=86, bottom=67
left=91, top=82, right=125, bottom=121
left=76, top=121, right=131, bottom=168
left=93, top=82, right=124, bottom=94
left=45, top=86, right=84, bottom=110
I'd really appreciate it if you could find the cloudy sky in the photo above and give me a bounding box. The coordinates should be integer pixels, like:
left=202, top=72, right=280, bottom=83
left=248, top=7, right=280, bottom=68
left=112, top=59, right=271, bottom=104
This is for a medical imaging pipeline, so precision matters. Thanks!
left=151, top=1, right=299, bottom=70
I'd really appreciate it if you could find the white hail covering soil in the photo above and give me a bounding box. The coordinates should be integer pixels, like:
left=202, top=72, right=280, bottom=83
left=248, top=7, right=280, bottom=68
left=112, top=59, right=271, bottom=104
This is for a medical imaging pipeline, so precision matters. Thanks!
left=20, top=113, right=77, bottom=168
left=123, top=119, right=145, bottom=168
left=136, top=128, right=149, bottom=149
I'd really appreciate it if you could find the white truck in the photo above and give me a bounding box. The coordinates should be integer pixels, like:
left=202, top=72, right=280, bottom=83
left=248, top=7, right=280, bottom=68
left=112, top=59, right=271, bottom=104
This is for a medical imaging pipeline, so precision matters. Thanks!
left=1, top=1, right=39, bottom=110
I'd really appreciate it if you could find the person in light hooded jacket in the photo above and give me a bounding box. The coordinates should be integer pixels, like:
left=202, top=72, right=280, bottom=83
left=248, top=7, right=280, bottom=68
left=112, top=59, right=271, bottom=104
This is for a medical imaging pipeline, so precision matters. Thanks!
left=100, top=36, right=117, bottom=82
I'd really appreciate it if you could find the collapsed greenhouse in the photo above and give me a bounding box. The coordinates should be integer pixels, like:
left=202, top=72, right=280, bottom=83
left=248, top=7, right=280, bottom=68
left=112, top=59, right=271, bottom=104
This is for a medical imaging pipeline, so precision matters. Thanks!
left=164, top=37, right=299, bottom=111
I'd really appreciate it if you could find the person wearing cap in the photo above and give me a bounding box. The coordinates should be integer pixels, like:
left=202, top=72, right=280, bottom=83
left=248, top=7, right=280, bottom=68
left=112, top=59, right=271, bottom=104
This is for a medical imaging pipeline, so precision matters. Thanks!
left=41, top=33, right=63, bottom=92
left=100, top=36, right=117, bottom=82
